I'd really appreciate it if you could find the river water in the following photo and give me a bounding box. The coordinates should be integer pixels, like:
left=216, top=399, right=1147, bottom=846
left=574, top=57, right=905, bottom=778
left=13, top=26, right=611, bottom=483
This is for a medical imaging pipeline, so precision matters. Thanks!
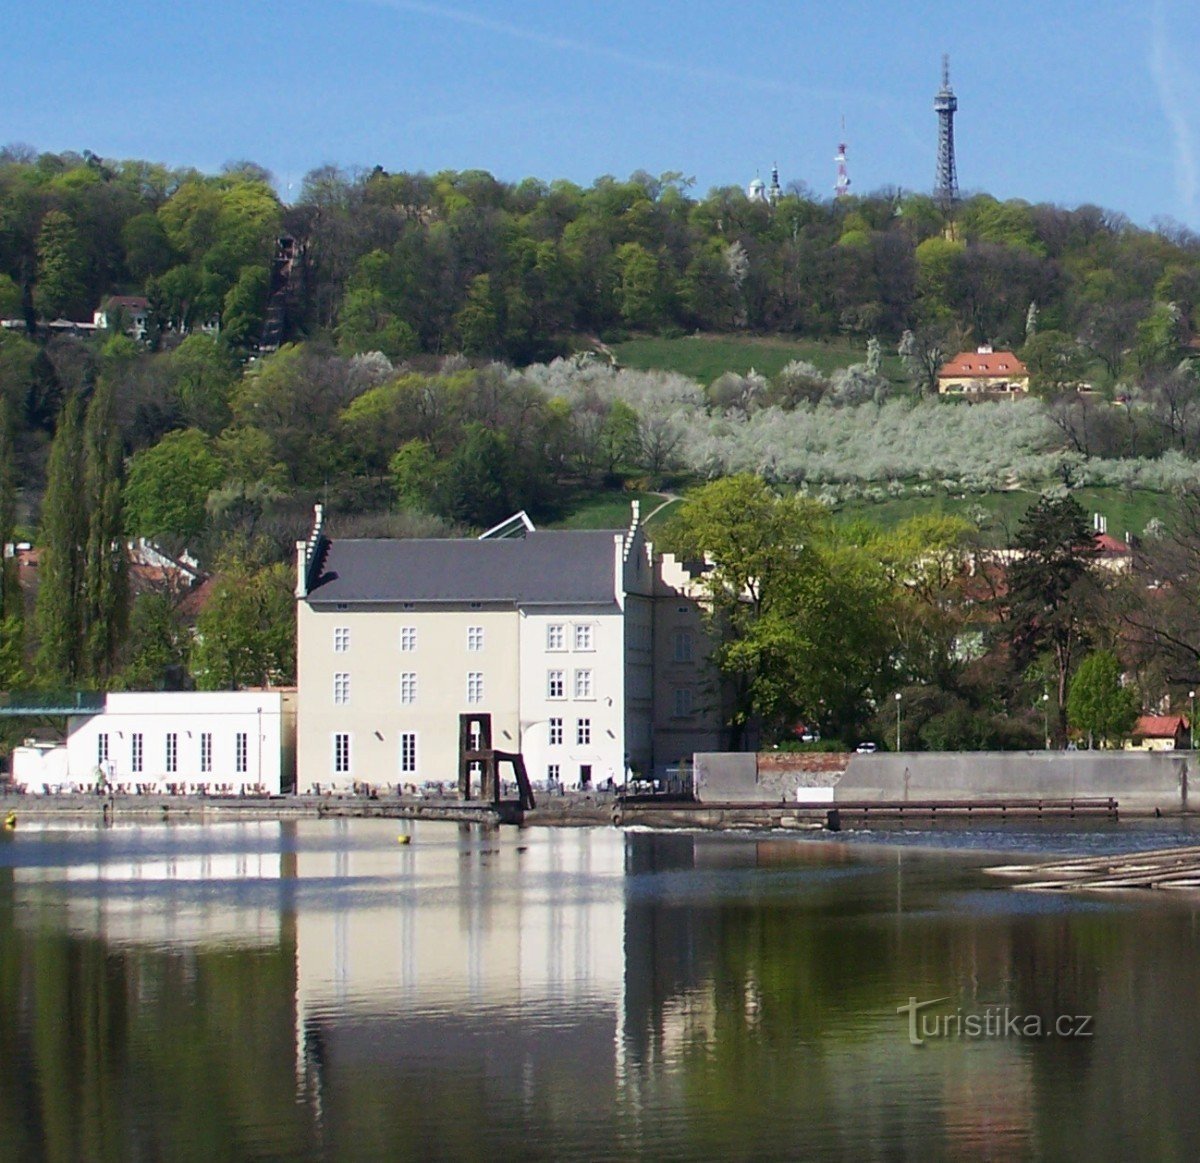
left=2, top=818, right=1200, bottom=1160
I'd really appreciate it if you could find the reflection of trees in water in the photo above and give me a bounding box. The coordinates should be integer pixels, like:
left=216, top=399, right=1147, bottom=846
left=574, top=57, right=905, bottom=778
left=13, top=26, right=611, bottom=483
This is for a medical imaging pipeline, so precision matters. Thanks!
left=0, top=910, right=311, bottom=1159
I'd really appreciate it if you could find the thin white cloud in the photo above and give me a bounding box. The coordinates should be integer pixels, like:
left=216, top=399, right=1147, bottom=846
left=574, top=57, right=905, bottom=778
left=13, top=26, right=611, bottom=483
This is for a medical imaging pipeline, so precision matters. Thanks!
left=1149, top=1, right=1199, bottom=220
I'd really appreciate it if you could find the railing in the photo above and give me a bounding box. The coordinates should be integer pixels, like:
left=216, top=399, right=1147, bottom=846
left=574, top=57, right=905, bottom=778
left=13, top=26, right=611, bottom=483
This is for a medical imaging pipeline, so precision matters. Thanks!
left=0, top=691, right=106, bottom=715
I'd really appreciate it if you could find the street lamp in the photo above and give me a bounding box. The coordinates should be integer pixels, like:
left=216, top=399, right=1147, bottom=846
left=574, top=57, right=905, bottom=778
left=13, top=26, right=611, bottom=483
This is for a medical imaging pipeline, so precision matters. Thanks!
left=894, top=691, right=902, bottom=752
left=1042, top=692, right=1050, bottom=750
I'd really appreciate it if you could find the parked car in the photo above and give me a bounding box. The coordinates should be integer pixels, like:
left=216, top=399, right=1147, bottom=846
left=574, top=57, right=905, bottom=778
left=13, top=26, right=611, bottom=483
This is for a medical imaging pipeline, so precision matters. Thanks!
left=855, top=741, right=878, bottom=754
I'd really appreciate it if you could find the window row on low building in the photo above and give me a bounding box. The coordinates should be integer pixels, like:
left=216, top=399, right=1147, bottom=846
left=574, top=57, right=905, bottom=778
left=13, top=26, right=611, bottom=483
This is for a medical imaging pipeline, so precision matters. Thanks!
left=329, top=669, right=603, bottom=705
left=96, top=730, right=250, bottom=775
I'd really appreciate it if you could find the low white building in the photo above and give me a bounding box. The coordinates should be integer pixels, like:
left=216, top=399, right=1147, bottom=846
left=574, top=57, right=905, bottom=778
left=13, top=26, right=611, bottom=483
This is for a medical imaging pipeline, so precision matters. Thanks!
left=12, top=690, right=296, bottom=795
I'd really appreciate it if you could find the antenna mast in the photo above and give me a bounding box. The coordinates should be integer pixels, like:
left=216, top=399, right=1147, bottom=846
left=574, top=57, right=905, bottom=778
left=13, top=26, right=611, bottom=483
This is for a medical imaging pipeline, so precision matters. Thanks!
left=933, top=53, right=959, bottom=209
left=835, top=117, right=851, bottom=199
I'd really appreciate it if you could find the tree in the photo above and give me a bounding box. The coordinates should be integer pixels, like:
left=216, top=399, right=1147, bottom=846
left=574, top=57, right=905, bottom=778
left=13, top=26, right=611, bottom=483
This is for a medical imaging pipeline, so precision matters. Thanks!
left=34, top=395, right=87, bottom=683
left=1021, top=330, right=1089, bottom=397
left=191, top=559, right=294, bottom=689
left=124, top=429, right=224, bottom=545
left=116, top=592, right=189, bottom=690
left=661, top=475, right=895, bottom=745
left=34, top=210, right=87, bottom=320
left=1067, top=650, right=1138, bottom=748
left=0, top=395, right=23, bottom=687
left=80, top=378, right=128, bottom=685
left=1003, top=494, right=1102, bottom=741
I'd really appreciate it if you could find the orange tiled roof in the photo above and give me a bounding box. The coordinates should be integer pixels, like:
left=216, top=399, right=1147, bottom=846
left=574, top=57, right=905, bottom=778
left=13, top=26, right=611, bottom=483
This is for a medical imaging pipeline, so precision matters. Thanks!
left=938, top=351, right=1028, bottom=378
left=1134, top=714, right=1188, bottom=738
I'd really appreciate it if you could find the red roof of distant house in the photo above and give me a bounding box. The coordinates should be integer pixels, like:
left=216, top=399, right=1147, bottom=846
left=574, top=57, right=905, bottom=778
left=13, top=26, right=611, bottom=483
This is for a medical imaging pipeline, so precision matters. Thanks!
left=105, top=295, right=148, bottom=310
left=938, top=351, right=1028, bottom=378
left=1095, top=533, right=1129, bottom=555
left=1134, top=714, right=1188, bottom=738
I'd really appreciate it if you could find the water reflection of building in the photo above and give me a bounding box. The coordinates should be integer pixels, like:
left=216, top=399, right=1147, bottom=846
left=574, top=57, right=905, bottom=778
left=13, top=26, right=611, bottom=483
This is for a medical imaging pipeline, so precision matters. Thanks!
left=12, top=821, right=287, bottom=948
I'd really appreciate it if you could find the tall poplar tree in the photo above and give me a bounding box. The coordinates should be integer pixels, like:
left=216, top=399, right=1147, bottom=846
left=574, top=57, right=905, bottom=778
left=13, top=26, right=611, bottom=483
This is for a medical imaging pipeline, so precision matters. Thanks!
left=0, top=394, right=23, bottom=686
left=34, top=394, right=87, bottom=684
left=81, top=378, right=128, bottom=683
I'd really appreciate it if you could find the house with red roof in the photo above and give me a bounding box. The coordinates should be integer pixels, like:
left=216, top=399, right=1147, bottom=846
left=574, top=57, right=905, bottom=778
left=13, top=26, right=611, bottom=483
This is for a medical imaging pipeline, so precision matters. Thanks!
left=1126, top=714, right=1190, bottom=751
left=937, top=346, right=1029, bottom=397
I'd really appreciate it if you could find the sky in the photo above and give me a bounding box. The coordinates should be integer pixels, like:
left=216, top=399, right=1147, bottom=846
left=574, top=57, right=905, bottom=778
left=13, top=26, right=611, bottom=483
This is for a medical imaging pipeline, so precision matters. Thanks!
left=5, top=0, right=1200, bottom=229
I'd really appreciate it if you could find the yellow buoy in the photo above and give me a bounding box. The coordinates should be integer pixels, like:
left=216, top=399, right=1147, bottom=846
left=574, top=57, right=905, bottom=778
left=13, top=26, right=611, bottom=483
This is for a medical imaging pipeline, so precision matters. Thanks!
left=396, top=834, right=411, bottom=845
left=3, top=812, right=16, bottom=830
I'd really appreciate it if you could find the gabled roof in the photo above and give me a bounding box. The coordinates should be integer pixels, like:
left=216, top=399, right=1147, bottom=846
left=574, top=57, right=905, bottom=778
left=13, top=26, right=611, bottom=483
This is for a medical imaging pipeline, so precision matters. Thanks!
left=305, top=531, right=623, bottom=605
left=938, top=351, right=1028, bottom=378
left=1134, top=714, right=1188, bottom=738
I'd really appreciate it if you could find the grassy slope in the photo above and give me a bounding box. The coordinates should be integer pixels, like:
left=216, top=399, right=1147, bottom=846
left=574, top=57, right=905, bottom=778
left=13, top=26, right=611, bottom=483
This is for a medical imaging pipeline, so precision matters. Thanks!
left=612, top=334, right=906, bottom=384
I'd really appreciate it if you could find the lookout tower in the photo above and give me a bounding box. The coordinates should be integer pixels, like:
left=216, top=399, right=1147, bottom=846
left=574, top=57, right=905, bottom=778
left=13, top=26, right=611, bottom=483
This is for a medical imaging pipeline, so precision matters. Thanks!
left=834, top=118, right=851, bottom=199
left=933, top=54, right=959, bottom=209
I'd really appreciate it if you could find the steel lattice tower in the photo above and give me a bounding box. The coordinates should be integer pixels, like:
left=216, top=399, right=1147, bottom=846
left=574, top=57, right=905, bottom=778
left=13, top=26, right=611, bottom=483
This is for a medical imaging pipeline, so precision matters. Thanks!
left=933, top=54, right=958, bottom=208
left=834, top=117, right=851, bottom=199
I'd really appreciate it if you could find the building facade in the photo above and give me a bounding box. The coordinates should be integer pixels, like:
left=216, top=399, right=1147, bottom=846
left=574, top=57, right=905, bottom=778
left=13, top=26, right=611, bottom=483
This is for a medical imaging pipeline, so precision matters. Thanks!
left=294, top=505, right=726, bottom=793
left=937, top=346, right=1029, bottom=396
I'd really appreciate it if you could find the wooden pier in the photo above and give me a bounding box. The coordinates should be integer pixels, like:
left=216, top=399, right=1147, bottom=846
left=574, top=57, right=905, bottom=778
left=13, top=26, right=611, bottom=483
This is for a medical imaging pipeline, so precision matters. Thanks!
left=985, top=845, right=1200, bottom=892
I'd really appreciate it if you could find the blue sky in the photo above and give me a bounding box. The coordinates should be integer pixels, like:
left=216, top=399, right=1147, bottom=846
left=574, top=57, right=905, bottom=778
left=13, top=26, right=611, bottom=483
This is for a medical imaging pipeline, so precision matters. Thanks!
left=7, top=1, right=1199, bottom=228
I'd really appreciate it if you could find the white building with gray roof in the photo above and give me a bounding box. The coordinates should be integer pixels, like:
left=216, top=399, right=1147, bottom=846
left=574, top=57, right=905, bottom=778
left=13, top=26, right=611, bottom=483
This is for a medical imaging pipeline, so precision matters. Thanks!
left=294, top=504, right=724, bottom=793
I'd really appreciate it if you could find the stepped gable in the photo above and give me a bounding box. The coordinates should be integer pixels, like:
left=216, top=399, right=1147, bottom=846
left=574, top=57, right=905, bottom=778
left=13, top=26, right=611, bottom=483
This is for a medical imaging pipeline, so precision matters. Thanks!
left=305, top=530, right=622, bottom=604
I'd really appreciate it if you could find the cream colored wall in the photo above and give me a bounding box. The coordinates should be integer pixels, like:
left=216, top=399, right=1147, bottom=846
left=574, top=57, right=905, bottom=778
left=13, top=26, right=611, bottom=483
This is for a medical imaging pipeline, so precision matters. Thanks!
left=297, top=602, right=521, bottom=791
left=938, top=375, right=1030, bottom=394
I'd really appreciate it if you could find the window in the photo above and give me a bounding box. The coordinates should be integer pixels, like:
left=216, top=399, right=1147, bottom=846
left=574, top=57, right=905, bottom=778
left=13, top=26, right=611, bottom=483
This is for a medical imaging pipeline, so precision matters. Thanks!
left=547, top=763, right=560, bottom=783
left=547, top=669, right=565, bottom=699
left=674, top=687, right=694, bottom=717
left=574, top=623, right=593, bottom=651
left=677, top=605, right=690, bottom=614
left=402, top=602, right=415, bottom=610
left=549, top=717, right=563, bottom=745
left=574, top=669, right=593, bottom=699
left=546, top=624, right=565, bottom=651
left=131, top=733, right=143, bottom=774
left=576, top=718, right=591, bottom=745
left=235, top=733, right=248, bottom=774
left=97, top=734, right=109, bottom=765
left=469, top=601, right=482, bottom=610
left=200, top=733, right=213, bottom=773
left=400, top=672, right=417, bottom=705
left=333, top=672, right=350, bottom=705
left=673, top=629, right=694, bottom=663
left=467, top=626, right=484, bottom=652
left=165, top=733, right=178, bottom=773
left=333, top=626, right=350, bottom=653
left=400, top=626, right=417, bottom=652
left=336, top=602, right=349, bottom=611
left=400, top=732, right=417, bottom=774
left=333, top=733, right=351, bottom=775
left=467, top=672, right=484, bottom=704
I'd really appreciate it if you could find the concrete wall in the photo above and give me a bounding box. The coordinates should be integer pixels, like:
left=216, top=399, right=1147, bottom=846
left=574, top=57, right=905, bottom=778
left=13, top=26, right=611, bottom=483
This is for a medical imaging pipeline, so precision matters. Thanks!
left=695, top=750, right=1193, bottom=813
left=835, top=751, right=1190, bottom=813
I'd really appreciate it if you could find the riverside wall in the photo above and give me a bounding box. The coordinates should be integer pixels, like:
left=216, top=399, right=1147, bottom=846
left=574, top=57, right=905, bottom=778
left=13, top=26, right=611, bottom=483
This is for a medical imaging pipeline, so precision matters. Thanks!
left=695, top=751, right=1192, bottom=814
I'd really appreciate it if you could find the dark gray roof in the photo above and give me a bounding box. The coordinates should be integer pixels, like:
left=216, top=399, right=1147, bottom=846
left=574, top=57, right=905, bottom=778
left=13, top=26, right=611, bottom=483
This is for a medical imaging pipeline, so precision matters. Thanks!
left=306, top=531, right=623, bottom=605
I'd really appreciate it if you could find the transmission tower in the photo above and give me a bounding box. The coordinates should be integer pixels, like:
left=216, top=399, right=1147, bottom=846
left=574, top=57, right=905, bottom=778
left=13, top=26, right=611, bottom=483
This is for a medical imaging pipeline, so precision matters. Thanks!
left=834, top=118, right=851, bottom=199
left=933, top=54, right=958, bottom=208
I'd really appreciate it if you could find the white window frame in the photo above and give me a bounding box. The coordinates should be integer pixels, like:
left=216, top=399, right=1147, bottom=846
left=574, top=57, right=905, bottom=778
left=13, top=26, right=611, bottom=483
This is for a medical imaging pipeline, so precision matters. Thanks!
left=400, top=732, right=417, bottom=774
left=333, top=672, right=350, bottom=705
left=674, top=687, right=694, bottom=717
left=235, top=732, right=248, bottom=775
left=547, top=669, right=565, bottom=699
left=400, top=672, right=417, bottom=705
left=333, top=732, right=351, bottom=775
left=165, top=733, right=178, bottom=774
left=97, top=733, right=109, bottom=765
left=549, top=717, right=563, bottom=746
left=467, top=672, right=484, bottom=704
left=576, top=718, right=591, bottom=746
left=547, top=763, right=561, bottom=783
left=131, top=733, right=143, bottom=774
left=574, top=623, right=593, bottom=651
left=333, top=626, right=350, bottom=653
left=200, top=733, right=213, bottom=774
left=574, top=669, right=593, bottom=699
left=546, top=623, right=565, bottom=651
left=467, top=626, right=484, bottom=652
left=400, top=626, right=417, bottom=652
